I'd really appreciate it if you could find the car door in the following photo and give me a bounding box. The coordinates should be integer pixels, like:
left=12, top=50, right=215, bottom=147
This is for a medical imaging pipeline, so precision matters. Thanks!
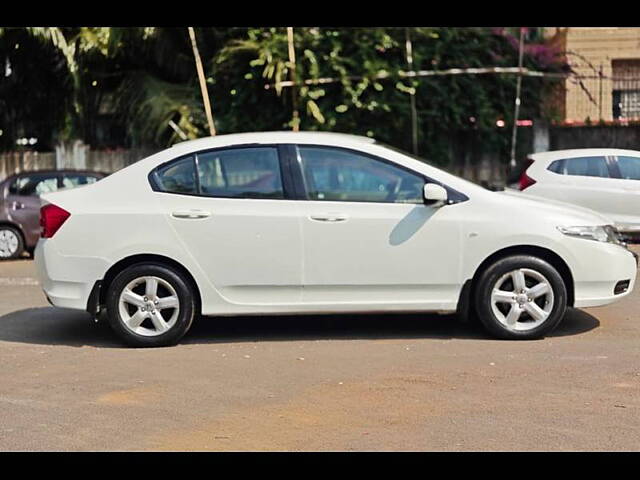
left=542, top=155, right=621, bottom=216
left=152, top=145, right=303, bottom=306
left=608, top=154, right=640, bottom=225
left=5, top=173, right=59, bottom=244
left=293, top=145, right=462, bottom=309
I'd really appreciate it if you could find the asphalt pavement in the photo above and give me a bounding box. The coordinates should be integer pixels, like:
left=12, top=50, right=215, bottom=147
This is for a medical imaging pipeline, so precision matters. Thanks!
left=0, top=250, right=639, bottom=451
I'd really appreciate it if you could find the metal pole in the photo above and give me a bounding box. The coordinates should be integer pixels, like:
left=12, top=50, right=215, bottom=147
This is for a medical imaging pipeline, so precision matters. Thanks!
left=598, top=63, right=603, bottom=121
left=287, top=27, right=300, bottom=132
left=509, top=27, right=525, bottom=169
left=188, top=27, right=216, bottom=137
left=405, top=28, right=418, bottom=155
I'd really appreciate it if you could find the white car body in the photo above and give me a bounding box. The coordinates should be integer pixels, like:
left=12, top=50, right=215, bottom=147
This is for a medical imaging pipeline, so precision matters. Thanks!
left=522, top=148, right=640, bottom=234
left=34, top=133, right=637, bottom=323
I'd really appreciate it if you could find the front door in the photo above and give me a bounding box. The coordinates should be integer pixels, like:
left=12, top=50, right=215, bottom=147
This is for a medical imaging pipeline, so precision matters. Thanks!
left=294, top=145, right=462, bottom=309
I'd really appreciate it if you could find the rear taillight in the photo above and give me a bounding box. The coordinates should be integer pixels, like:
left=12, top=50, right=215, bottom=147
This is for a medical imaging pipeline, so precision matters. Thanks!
left=518, top=158, right=536, bottom=190
left=40, top=204, right=71, bottom=238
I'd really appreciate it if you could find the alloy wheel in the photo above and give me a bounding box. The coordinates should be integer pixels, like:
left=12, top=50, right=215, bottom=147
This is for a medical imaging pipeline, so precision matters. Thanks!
left=0, top=229, right=19, bottom=258
left=490, top=268, right=554, bottom=332
left=118, top=276, right=180, bottom=337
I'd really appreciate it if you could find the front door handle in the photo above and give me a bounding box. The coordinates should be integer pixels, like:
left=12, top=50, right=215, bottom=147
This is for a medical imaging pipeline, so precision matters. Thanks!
left=171, top=209, right=211, bottom=219
left=12, top=201, right=24, bottom=210
left=309, top=213, right=349, bottom=222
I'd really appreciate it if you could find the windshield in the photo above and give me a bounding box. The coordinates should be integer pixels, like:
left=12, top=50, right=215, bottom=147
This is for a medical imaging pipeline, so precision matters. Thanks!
left=373, top=141, right=436, bottom=167
left=373, top=140, right=500, bottom=192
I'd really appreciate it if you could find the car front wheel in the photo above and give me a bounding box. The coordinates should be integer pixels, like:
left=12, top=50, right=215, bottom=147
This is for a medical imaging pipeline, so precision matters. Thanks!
left=106, top=263, right=196, bottom=347
left=474, top=255, right=567, bottom=340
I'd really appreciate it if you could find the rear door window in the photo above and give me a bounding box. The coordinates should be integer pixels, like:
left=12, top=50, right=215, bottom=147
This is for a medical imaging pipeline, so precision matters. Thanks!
left=616, top=156, right=640, bottom=180
left=61, top=174, right=100, bottom=189
left=197, top=147, right=284, bottom=199
left=9, top=174, right=59, bottom=196
left=547, top=156, right=610, bottom=178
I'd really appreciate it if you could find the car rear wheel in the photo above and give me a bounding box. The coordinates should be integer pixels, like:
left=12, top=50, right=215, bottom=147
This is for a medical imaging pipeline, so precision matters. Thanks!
left=0, top=226, right=24, bottom=260
left=106, top=263, right=196, bottom=347
left=474, top=255, right=567, bottom=340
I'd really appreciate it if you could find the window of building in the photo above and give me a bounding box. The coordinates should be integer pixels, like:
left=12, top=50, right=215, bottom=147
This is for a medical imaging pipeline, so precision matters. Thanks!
left=612, top=59, right=640, bottom=120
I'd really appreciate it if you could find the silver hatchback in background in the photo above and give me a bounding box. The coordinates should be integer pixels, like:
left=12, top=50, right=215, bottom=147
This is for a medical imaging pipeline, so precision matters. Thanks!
left=515, top=148, right=640, bottom=243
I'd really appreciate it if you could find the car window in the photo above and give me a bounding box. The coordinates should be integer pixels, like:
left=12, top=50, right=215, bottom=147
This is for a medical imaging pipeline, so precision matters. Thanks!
left=61, top=174, right=100, bottom=189
left=155, top=156, right=198, bottom=194
left=9, top=174, right=59, bottom=196
left=197, top=147, right=284, bottom=199
left=298, top=146, right=424, bottom=203
left=616, top=156, right=640, bottom=180
left=547, top=156, right=610, bottom=178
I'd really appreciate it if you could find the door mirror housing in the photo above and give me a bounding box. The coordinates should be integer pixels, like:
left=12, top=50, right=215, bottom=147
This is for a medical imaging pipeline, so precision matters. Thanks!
left=423, top=183, right=448, bottom=205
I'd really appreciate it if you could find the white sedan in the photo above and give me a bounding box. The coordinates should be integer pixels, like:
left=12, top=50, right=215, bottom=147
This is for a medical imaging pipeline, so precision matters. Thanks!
left=518, top=148, right=640, bottom=240
left=34, top=132, right=638, bottom=346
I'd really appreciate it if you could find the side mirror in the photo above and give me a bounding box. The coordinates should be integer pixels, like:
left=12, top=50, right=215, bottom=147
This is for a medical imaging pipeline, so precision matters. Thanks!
left=423, top=183, right=448, bottom=205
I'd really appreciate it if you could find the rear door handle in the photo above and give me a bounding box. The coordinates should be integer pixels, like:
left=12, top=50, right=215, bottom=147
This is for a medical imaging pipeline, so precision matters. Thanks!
left=309, top=213, right=349, bottom=222
left=12, top=201, right=24, bottom=210
left=171, top=209, right=211, bottom=219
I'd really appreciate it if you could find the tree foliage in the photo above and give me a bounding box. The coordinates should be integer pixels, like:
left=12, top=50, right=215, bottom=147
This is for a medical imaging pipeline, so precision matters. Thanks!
left=0, top=27, right=567, bottom=167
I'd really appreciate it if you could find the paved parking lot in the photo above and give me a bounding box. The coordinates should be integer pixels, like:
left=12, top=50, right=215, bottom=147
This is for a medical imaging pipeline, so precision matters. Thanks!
left=0, top=250, right=639, bottom=451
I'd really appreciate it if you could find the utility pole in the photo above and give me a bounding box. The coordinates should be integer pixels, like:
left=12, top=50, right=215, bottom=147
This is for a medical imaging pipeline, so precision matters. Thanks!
left=287, top=27, right=300, bottom=132
left=405, top=28, right=419, bottom=155
left=188, top=27, right=216, bottom=136
left=509, top=27, right=525, bottom=169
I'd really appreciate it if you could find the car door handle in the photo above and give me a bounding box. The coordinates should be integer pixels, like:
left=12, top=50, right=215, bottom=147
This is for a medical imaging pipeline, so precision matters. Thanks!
left=171, top=209, right=211, bottom=219
left=12, top=201, right=24, bottom=210
left=309, top=213, right=349, bottom=222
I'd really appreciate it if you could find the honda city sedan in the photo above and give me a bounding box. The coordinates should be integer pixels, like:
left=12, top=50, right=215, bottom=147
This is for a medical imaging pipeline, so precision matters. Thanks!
left=34, top=132, right=638, bottom=346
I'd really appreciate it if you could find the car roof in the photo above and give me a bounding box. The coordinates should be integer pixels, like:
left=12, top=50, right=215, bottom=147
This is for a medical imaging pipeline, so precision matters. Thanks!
left=2, top=170, right=107, bottom=181
left=169, top=131, right=376, bottom=152
left=529, top=148, right=640, bottom=162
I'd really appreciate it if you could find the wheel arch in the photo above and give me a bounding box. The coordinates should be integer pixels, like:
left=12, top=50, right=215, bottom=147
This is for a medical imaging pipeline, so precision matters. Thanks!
left=97, top=254, right=203, bottom=316
left=457, top=245, right=575, bottom=321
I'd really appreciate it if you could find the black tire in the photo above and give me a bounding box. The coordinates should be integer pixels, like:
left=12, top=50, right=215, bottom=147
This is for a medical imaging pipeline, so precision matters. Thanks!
left=474, top=255, right=567, bottom=340
left=106, top=263, right=196, bottom=347
left=0, top=226, right=24, bottom=260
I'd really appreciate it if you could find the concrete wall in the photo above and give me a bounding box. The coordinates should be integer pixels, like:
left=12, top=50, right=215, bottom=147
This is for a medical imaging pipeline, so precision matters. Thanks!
left=550, top=124, right=640, bottom=151
left=0, top=147, right=157, bottom=182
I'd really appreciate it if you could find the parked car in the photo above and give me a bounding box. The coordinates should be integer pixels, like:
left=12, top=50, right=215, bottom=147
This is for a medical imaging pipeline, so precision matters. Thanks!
left=34, top=132, right=638, bottom=347
left=516, top=149, right=640, bottom=242
left=0, top=170, right=107, bottom=259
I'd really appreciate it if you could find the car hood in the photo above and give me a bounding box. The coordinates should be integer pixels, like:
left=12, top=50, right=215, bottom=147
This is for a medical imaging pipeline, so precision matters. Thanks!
left=496, top=189, right=614, bottom=226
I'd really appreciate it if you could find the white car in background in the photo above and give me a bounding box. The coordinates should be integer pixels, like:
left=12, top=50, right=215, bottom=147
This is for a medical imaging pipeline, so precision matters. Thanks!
left=34, top=132, right=638, bottom=347
left=517, top=149, right=640, bottom=241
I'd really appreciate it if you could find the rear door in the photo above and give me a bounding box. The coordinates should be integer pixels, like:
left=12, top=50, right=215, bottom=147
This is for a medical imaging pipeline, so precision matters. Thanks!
left=152, top=145, right=304, bottom=306
left=608, top=154, right=640, bottom=225
left=536, top=155, right=622, bottom=216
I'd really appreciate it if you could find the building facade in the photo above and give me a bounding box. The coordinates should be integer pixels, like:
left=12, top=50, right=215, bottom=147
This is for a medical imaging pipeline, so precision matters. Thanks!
left=546, top=27, right=640, bottom=123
